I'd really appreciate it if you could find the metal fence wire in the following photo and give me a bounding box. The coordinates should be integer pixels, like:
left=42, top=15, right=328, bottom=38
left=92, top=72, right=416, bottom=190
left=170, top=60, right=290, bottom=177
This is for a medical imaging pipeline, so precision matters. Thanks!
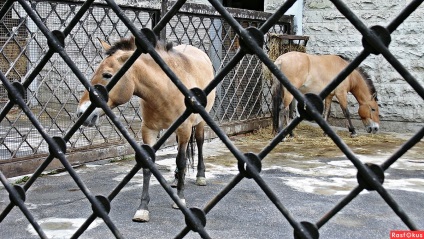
left=0, top=0, right=423, bottom=238
left=0, top=0, right=291, bottom=168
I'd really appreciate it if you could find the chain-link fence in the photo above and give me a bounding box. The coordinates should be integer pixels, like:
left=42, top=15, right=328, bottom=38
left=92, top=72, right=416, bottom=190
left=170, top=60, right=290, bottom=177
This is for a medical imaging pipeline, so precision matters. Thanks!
left=0, top=0, right=292, bottom=177
left=1, top=0, right=423, bottom=238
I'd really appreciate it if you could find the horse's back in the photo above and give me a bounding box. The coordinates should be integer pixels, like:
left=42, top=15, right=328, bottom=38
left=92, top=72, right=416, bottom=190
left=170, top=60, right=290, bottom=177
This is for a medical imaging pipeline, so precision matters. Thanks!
left=274, top=51, right=311, bottom=90
left=174, top=45, right=212, bottom=66
left=275, top=52, right=349, bottom=94
left=307, top=54, right=348, bottom=83
left=144, top=45, right=215, bottom=130
left=172, top=45, right=214, bottom=89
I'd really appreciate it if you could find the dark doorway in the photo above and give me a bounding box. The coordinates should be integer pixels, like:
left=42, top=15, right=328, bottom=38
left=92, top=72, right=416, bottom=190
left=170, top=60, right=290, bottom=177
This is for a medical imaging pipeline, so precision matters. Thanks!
left=223, top=0, right=264, bottom=11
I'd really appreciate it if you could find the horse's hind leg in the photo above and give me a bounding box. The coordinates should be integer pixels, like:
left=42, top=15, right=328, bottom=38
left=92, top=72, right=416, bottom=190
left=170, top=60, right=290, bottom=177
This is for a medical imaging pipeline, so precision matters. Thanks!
left=272, top=78, right=283, bottom=135
left=322, top=97, right=332, bottom=136
left=283, top=91, right=294, bottom=138
left=194, top=122, right=206, bottom=186
left=287, top=100, right=297, bottom=137
left=323, top=97, right=332, bottom=122
left=172, top=130, right=190, bottom=209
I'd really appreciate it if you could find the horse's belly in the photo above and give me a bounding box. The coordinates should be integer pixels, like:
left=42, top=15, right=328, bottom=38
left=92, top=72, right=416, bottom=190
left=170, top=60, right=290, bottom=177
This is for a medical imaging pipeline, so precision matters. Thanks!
left=299, top=83, right=321, bottom=95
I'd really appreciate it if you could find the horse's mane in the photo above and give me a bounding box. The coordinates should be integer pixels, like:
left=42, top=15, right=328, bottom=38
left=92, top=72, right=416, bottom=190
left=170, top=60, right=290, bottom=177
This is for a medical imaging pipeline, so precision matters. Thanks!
left=105, top=37, right=136, bottom=56
left=356, top=67, right=377, bottom=100
left=105, top=36, right=174, bottom=56
left=338, top=55, right=377, bottom=101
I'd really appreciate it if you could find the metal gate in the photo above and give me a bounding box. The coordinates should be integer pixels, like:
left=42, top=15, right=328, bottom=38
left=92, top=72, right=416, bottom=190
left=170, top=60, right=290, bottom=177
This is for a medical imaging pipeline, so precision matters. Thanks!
left=1, top=0, right=423, bottom=238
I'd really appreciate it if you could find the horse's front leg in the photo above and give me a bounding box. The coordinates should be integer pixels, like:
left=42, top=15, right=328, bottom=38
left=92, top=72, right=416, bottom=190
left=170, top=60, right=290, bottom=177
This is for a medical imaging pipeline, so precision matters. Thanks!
left=194, top=122, right=206, bottom=186
left=341, top=107, right=357, bottom=137
left=133, top=127, right=158, bottom=222
left=337, top=95, right=357, bottom=137
left=172, top=139, right=188, bottom=209
left=133, top=168, right=152, bottom=222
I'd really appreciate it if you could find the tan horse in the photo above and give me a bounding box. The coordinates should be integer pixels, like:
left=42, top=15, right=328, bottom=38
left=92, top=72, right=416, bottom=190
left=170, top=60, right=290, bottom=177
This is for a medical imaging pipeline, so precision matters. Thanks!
left=272, top=51, right=380, bottom=137
left=76, top=36, right=216, bottom=222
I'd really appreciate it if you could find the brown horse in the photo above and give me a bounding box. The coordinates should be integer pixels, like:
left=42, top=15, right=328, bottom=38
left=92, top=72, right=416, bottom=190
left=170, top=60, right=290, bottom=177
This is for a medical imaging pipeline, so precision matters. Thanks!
left=76, top=36, right=216, bottom=222
left=272, top=51, right=380, bottom=137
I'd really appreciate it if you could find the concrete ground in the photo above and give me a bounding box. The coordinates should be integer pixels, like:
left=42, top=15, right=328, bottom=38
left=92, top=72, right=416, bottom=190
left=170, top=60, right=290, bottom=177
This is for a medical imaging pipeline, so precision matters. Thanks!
left=1, top=124, right=423, bottom=239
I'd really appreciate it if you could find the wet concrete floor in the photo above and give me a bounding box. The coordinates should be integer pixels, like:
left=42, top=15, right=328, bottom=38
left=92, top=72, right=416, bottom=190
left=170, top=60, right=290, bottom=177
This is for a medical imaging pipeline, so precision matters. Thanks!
left=1, top=122, right=423, bottom=238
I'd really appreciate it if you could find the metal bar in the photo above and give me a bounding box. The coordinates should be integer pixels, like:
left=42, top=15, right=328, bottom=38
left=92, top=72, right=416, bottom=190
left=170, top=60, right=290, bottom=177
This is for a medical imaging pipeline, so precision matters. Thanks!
left=72, top=160, right=143, bottom=238
left=153, top=0, right=186, bottom=36
left=0, top=0, right=97, bottom=222
left=386, top=0, right=424, bottom=33
left=259, top=0, right=297, bottom=33
left=316, top=186, right=363, bottom=228
left=105, top=0, right=201, bottom=109
left=381, top=127, right=424, bottom=170
left=177, top=173, right=244, bottom=238
left=319, top=50, right=369, bottom=99
left=1, top=71, right=125, bottom=239
left=11, top=1, right=126, bottom=237
left=330, top=0, right=424, bottom=100
left=258, top=117, right=302, bottom=159
left=0, top=0, right=422, bottom=237
left=0, top=0, right=14, bottom=20
left=0, top=171, right=48, bottom=238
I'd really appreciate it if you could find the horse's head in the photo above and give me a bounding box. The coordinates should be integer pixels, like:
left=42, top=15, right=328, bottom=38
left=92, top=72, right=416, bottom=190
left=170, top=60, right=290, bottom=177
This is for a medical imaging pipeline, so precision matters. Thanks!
left=358, top=93, right=380, bottom=134
left=76, top=37, right=136, bottom=127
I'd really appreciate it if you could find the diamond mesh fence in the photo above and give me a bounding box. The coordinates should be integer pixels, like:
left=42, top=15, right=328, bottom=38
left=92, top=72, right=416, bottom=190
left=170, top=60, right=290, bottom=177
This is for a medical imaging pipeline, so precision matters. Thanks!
left=0, top=0, right=423, bottom=238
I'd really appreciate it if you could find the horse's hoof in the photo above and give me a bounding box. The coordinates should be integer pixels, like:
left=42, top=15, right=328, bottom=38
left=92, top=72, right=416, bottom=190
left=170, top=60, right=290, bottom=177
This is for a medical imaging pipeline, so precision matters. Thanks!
left=196, top=177, right=206, bottom=186
left=172, top=199, right=186, bottom=209
left=132, top=209, right=150, bottom=222
left=169, top=178, right=178, bottom=188
left=350, top=133, right=358, bottom=138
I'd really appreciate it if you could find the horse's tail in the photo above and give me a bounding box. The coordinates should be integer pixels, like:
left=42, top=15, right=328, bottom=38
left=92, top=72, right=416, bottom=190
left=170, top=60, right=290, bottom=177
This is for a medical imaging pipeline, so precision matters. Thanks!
left=188, top=126, right=196, bottom=169
left=271, top=77, right=283, bottom=135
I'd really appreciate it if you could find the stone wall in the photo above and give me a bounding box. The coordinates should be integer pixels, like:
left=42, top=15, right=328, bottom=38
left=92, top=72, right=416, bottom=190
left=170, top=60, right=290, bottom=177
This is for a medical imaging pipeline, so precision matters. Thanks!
left=302, top=0, right=424, bottom=132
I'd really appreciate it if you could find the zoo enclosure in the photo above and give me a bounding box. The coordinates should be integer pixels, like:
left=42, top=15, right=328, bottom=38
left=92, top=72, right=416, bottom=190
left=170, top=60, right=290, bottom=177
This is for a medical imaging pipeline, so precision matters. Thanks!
left=0, top=0, right=293, bottom=176
left=1, top=0, right=423, bottom=238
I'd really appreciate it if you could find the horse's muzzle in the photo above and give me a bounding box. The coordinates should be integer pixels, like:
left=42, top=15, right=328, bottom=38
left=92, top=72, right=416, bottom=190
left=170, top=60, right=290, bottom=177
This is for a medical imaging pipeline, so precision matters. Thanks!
left=76, top=102, right=101, bottom=127
left=366, top=122, right=379, bottom=134
left=83, top=114, right=99, bottom=127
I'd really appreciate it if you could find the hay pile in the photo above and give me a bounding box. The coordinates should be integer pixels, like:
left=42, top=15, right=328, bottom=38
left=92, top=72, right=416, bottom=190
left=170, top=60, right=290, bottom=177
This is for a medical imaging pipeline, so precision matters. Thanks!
left=241, top=123, right=403, bottom=146
left=234, top=123, right=417, bottom=159
left=263, top=33, right=307, bottom=83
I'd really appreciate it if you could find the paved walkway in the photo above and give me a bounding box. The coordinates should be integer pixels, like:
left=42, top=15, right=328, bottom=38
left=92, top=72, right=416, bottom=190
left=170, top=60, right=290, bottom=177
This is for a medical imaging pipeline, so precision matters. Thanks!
left=1, top=135, right=423, bottom=238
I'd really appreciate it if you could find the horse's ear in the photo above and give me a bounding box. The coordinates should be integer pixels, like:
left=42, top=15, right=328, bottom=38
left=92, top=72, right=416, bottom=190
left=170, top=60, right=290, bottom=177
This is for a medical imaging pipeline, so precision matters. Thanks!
left=129, top=35, right=136, bottom=49
left=372, top=92, right=378, bottom=101
left=97, top=37, right=111, bottom=51
left=117, top=51, right=132, bottom=63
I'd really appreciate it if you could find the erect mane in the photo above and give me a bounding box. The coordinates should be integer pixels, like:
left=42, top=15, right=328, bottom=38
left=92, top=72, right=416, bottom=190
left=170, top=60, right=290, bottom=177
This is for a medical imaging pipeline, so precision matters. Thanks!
left=105, top=36, right=174, bottom=56
left=338, top=55, right=377, bottom=101
left=356, top=67, right=377, bottom=100
left=105, top=37, right=136, bottom=56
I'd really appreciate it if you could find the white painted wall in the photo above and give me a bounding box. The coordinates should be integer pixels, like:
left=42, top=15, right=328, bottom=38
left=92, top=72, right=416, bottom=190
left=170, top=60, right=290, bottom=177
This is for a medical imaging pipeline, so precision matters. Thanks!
left=265, top=0, right=303, bottom=35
